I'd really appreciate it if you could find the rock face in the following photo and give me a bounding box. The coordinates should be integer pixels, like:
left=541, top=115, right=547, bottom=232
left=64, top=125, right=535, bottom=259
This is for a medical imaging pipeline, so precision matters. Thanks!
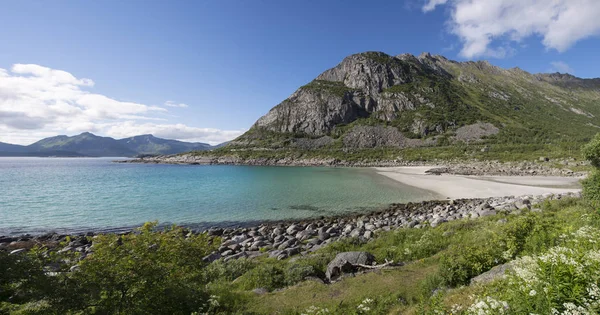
left=325, top=251, right=375, bottom=281
left=253, top=52, right=441, bottom=136
left=232, top=51, right=600, bottom=150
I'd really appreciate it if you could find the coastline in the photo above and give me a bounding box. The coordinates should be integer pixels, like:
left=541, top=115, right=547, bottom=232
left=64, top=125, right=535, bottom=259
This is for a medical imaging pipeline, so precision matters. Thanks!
left=2, top=191, right=582, bottom=262
left=375, top=166, right=582, bottom=199
left=120, top=153, right=586, bottom=177
left=1, top=161, right=586, bottom=262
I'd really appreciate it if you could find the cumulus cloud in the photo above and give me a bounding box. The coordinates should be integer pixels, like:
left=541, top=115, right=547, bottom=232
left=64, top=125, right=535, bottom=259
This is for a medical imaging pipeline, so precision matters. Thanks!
left=422, top=0, right=600, bottom=58
left=164, top=101, right=189, bottom=108
left=422, top=0, right=448, bottom=12
left=105, top=122, right=244, bottom=144
left=549, top=61, right=575, bottom=74
left=0, top=64, right=244, bottom=145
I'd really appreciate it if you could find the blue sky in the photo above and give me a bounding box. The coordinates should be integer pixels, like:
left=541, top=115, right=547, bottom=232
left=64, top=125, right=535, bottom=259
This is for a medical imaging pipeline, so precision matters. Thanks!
left=1, top=0, right=599, bottom=144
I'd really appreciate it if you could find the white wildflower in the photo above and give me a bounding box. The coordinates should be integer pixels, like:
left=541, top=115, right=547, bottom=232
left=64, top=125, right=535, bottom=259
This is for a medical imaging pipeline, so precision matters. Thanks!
left=529, top=289, right=537, bottom=296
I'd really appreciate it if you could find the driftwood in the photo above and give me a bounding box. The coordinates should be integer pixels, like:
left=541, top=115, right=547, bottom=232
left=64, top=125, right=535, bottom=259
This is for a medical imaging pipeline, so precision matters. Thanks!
left=347, top=259, right=400, bottom=270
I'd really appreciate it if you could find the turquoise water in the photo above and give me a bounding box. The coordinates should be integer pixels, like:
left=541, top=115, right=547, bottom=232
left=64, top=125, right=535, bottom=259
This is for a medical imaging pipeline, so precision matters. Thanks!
left=0, top=157, right=438, bottom=235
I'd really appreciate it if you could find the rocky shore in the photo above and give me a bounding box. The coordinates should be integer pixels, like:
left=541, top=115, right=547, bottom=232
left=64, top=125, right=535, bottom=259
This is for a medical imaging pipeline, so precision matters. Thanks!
left=120, top=154, right=586, bottom=177
left=1, top=191, right=581, bottom=268
left=118, top=153, right=423, bottom=167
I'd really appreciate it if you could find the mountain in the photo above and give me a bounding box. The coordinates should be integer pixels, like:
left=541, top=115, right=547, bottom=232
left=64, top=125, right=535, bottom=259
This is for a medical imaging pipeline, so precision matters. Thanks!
left=0, top=142, right=28, bottom=153
left=0, top=133, right=216, bottom=157
left=118, top=134, right=212, bottom=155
left=230, top=52, right=600, bottom=152
left=28, top=132, right=137, bottom=157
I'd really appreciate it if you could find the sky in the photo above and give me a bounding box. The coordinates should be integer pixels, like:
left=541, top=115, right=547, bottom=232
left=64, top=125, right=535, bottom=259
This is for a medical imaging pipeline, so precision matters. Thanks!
left=1, top=0, right=599, bottom=145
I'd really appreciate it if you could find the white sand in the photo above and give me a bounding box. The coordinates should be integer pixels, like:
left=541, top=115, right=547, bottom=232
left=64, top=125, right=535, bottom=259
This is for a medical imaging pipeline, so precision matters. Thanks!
left=375, top=166, right=582, bottom=199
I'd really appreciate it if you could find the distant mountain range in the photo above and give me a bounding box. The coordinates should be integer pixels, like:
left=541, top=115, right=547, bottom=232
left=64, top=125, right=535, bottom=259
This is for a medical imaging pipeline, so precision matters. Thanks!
left=0, top=132, right=217, bottom=157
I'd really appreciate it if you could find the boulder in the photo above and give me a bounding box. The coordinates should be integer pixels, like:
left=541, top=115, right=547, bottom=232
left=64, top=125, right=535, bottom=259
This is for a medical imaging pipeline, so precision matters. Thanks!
left=325, top=251, right=375, bottom=281
left=471, top=262, right=514, bottom=285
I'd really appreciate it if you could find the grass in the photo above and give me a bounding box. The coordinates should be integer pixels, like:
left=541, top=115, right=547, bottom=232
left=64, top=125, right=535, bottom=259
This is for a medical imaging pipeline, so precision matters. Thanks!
left=234, top=197, right=599, bottom=314
left=247, top=259, right=439, bottom=314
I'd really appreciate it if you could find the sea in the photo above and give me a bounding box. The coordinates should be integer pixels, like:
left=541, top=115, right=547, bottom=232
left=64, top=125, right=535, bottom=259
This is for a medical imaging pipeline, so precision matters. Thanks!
left=0, top=157, right=439, bottom=235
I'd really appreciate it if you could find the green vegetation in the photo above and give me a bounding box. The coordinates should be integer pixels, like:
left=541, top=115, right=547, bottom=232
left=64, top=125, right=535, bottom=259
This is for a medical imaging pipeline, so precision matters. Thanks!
left=582, top=133, right=600, bottom=202
left=3, top=197, right=600, bottom=314
left=206, top=140, right=585, bottom=165
left=383, top=77, right=484, bottom=135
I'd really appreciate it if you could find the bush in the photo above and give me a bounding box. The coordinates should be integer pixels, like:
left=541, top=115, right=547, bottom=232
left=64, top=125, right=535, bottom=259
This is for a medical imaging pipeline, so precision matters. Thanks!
left=440, top=241, right=505, bottom=287
left=237, top=264, right=285, bottom=291
left=464, top=226, right=600, bottom=314
left=583, top=170, right=600, bottom=203
left=51, top=222, right=219, bottom=315
left=583, top=133, right=600, bottom=168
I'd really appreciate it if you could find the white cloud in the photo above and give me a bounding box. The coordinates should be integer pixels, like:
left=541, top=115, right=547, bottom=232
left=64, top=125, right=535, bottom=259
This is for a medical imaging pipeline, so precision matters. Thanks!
left=549, top=61, right=574, bottom=74
left=0, top=64, right=244, bottom=145
left=105, top=122, right=244, bottom=144
left=422, top=0, right=448, bottom=12
left=422, top=0, right=600, bottom=58
left=164, top=101, right=189, bottom=108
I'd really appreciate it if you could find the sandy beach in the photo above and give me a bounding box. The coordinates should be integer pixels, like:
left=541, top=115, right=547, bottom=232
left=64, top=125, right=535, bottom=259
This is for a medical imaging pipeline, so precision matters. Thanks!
left=375, top=166, right=583, bottom=199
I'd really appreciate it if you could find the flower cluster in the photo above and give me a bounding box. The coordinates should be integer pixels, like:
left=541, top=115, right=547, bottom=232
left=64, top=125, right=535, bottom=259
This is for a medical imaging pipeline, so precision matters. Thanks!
left=465, top=225, right=600, bottom=314
left=357, top=297, right=374, bottom=313
left=466, top=296, right=509, bottom=315
left=301, top=305, right=330, bottom=315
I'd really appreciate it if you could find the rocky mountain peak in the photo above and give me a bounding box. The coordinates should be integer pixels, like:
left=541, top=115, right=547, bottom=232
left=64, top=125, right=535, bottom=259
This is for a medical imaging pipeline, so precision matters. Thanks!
left=239, top=51, right=600, bottom=149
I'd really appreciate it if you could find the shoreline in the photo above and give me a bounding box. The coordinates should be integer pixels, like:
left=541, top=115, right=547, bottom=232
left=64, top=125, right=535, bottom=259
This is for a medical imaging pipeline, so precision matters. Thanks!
left=375, top=166, right=582, bottom=199
left=119, top=154, right=586, bottom=177
left=2, top=192, right=582, bottom=262
left=1, top=163, right=586, bottom=261
left=0, top=165, right=584, bottom=238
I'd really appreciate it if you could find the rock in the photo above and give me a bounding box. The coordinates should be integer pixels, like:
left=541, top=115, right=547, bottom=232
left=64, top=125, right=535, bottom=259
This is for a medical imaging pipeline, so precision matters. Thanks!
left=364, top=223, right=376, bottom=231
left=286, top=246, right=300, bottom=256
left=224, top=252, right=247, bottom=262
left=471, top=262, right=514, bottom=285
left=252, top=288, right=269, bottom=295
left=478, top=209, right=497, bottom=217
left=9, top=248, right=26, bottom=255
left=325, top=251, right=375, bottom=281
left=221, top=249, right=234, bottom=257
left=202, top=252, right=222, bottom=263
left=250, top=240, right=268, bottom=249
left=430, top=217, right=446, bottom=227
left=349, top=229, right=363, bottom=238
left=272, top=228, right=284, bottom=236
left=278, top=239, right=296, bottom=250
left=57, top=246, right=73, bottom=254
left=318, top=232, right=330, bottom=241
left=363, top=230, right=373, bottom=239
left=231, top=235, right=246, bottom=244
left=286, top=225, right=300, bottom=235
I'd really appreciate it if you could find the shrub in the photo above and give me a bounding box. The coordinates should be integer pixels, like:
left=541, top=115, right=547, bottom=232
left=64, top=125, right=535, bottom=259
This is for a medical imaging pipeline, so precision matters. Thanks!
left=51, top=222, right=218, bottom=315
left=583, top=133, right=600, bottom=168
left=463, top=226, right=600, bottom=314
left=439, top=241, right=505, bottom=287
left=582, top=170, right=600, bottom=203
left=237, top=264, right=285, bottom=291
